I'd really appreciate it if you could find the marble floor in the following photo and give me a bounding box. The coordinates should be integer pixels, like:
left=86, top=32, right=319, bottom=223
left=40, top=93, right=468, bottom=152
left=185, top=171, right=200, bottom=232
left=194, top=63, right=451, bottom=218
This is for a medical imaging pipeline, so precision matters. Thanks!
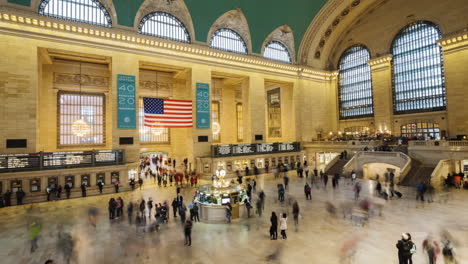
left=0, top=173, right=467, bottom=264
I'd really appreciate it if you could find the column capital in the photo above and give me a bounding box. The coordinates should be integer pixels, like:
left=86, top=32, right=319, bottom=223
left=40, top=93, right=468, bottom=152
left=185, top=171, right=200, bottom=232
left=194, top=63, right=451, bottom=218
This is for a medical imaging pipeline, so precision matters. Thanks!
left=438, top=30, right=468, bottom=54
left=367, top=55, right=393, bottom=72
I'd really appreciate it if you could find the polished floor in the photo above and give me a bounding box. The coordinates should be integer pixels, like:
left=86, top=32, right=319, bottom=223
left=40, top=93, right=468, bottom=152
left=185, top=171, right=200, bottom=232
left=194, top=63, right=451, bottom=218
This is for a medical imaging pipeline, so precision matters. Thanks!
left=0, top=173, right=467, bottom=264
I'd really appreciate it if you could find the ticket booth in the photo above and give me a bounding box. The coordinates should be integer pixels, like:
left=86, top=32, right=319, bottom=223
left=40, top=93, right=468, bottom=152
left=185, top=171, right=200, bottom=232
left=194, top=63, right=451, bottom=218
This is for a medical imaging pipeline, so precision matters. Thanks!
left=96, top=172, right=105, bottom=185
left=81, top=174, right=91, bottom=187
left=48, top=177, right=58, bottom=189
left=111, top=172, right=120, bottom=184
left=65, top=176, right=75, bottom=188
left=30, top=178, right=41, bottom=193
left=11, top=180, right=22, bottom=192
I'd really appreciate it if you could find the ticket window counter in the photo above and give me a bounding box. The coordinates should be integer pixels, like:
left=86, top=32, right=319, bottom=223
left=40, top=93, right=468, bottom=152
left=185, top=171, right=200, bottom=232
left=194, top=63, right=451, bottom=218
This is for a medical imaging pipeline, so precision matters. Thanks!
left=65, top=176, right=75, bottom=188
left=278, top=158, right=283, bottom=166
left=271, top=158, right=276, bottom=167
left=250, top=160, right=255, bottom=169
left=226, top=162, right=233, bottom=172
left=81, top=174, right=91, bottom=187
left=0, top=181, right=3, bottom=195
left=96, top=173, right=105, bottom=185
left=216, top=161, right=226, bottom=171
left=11, top=180, right=22, bottom=193
left=256, top=158, right=264, bottom=169
left=285, top=157, right=289, bottom=165
left=30, top=178, right=41, bottom=193
left=111, top=172, right=120, bottom=184
left=48, top=177, right=58, bottom=189
left=242, top=160, right=249, bottom=170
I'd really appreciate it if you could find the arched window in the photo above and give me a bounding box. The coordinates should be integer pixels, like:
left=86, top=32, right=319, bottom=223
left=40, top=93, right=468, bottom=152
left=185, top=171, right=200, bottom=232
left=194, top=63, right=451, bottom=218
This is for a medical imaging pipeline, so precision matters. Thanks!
left=338, top=45, right=373, bottom=119
left=391, top=22, right=446, bottom=114
left=210, top=28, right=248, bottom=55
left=138, top=12, right=191, bottom=43
left=263, top=41, right=292, bottom=63
left=38, top=0, right=112, bottom=27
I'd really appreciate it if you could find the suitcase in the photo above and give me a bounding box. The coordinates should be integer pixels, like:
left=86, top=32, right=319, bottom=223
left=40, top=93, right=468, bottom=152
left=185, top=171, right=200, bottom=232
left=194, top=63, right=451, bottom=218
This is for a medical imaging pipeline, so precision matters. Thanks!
left=394, top=191, right=402, bottom=198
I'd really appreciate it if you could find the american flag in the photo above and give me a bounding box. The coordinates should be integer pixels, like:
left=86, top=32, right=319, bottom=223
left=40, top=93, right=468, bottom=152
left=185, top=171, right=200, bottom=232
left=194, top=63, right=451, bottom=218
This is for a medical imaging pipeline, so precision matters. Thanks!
left=143, top=97, right=193, bottom=128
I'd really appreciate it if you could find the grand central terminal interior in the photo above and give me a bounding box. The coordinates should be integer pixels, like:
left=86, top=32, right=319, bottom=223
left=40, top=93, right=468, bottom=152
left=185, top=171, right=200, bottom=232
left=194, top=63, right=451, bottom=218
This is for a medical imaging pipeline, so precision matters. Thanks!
left=0, top=0, right=467, bottom=263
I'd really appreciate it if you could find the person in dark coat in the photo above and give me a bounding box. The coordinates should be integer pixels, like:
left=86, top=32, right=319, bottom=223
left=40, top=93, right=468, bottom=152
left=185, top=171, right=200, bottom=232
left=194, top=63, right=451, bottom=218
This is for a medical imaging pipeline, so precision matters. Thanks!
left=396, top=233, right=414, bottom=264
left=114, top=180, right=120, bottom=193
left=138, top=178, right=143, bottom=190
left=304, top=183, right=312, bottom=200
left=4, top=190, right=11, bottom=206
left=56, top=185, right=62, bottom=199
left=179, top=204, right=187, bottom=223
left=139, top=199, right=146, bottom=219
left=184, top=220, right=192, bottom=246
left=192, top=203, right=200, bottom=222
left=176, top=194, right=184, bottom=207
left=16, top=188, right=25, bottom=205
left=97, top=181, right=104, bottom=194
left=108, top=198, right=116, bottom=220
left=80, top=183, right=87, bottom=197
left=172, top=198, right=179, bottom=218
left=270, top=212, right=278, bottom=240
left=64, top=184, right=71, bottom=199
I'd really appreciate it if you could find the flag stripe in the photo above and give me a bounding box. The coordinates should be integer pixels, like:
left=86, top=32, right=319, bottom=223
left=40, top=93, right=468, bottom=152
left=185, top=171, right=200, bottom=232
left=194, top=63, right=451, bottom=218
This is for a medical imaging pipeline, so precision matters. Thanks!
left=143, top=97, right=193, bottom=128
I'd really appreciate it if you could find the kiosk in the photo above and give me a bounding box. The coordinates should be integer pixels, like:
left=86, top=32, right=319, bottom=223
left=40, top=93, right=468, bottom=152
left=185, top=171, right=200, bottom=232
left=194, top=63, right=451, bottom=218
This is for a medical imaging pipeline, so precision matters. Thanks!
left=194, top=169, right=248, bottom=223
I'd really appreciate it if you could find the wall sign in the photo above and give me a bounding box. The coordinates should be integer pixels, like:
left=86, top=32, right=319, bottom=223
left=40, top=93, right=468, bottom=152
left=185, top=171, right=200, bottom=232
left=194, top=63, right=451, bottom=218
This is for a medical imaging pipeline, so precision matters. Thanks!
left=196, top=82, right=210, bottom=129
left=212, top=142, right=300, bottom=157
left=117, top=74, right=136, bottom=129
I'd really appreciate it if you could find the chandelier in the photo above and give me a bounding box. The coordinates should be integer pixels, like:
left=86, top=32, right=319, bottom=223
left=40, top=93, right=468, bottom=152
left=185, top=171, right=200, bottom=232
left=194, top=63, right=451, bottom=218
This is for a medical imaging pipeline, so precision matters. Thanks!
left=72, top=63, right=90, bottom=137
left=72, top=119, right=91, bottom=137
left=151, top=127, right=164, bottom=136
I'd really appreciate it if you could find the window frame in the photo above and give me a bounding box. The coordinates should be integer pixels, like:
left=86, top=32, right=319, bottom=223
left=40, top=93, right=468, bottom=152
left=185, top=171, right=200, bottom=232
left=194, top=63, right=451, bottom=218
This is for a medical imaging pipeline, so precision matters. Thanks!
left=138, top=11, right=191, bottom=43
left=263, top=40, right=292, bottom=64
left=138, top=97, right=170, bottom=144
left=391, top=21, right=446, bottom=115
left=210, top=28, right=248, bottom=55
left=38, top=0, right=112, bottom=28
left=57, top=91, right=106, bottom=147
left=337, top=45, right=374, bottom=120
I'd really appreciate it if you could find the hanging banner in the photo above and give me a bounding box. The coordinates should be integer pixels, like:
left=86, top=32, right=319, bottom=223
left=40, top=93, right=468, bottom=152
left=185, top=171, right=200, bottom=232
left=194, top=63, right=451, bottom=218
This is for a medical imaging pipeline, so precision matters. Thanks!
left=117, top=74, right=136, bottom=129
left=196, top=82, right=210, bottom=129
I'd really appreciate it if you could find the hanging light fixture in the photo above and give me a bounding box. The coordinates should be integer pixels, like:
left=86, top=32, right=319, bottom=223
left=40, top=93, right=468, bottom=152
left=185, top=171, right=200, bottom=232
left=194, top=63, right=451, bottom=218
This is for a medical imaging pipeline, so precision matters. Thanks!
left=72, top=63, right=90, bottom=137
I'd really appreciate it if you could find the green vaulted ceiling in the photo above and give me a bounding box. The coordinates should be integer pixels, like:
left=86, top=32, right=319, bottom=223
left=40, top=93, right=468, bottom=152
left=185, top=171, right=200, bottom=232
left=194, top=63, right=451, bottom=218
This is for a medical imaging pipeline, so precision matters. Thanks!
left=7, top=0, right=329, bottom=54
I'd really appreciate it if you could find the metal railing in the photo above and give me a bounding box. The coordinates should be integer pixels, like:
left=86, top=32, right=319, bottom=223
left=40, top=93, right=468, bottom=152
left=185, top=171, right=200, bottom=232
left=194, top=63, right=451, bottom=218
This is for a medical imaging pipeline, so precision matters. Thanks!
left=342, top=151, right=411, bottom=183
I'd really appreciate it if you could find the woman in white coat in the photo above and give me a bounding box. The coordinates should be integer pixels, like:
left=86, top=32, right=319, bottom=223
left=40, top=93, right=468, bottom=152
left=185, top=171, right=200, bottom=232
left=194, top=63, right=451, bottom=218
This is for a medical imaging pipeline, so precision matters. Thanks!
left=280, top=213, right=287, bottom=240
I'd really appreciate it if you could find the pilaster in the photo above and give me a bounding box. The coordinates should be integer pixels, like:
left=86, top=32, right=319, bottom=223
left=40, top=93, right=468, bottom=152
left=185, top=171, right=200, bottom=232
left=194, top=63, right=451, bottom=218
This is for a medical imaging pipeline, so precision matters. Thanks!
left=368, top=55, right=394, bottom=133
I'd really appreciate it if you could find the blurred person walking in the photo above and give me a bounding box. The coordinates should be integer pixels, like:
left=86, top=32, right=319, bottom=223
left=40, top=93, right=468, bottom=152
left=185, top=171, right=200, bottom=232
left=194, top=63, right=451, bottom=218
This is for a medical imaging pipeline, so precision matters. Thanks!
left=279, top=213, right=287, bottom=240
left=184, top=220, right=193, bottom=246
left=270, top=212, right=278, bottom=240
left=422, top=235, right=440, bottom=264
left=292, top=201, right=300, bottom=229
left=29, top=221, right=42, bottom=253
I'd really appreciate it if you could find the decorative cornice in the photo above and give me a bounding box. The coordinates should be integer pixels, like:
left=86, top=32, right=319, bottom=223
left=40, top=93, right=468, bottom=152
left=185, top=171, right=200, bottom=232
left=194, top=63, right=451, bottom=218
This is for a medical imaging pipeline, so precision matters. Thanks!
left=367, top=55, right=392, bottom=72
left=438, top=30, right=468, bottom=54
left=0, top=10, right=336, bottom=82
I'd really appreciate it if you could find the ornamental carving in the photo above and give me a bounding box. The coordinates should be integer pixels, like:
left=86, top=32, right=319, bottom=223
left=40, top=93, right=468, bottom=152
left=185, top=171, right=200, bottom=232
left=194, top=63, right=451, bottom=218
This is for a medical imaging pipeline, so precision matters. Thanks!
left=53, top=73, right=109, bottom=87
left=139, top=81, right=173, bottom=97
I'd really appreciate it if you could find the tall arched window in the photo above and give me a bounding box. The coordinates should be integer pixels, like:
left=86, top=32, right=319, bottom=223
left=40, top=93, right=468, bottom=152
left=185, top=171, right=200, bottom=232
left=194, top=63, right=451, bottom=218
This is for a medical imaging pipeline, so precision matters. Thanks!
left=263, top=41, right=292, bottom=64
left=138, top=12, right=191, bottom=43
left=338, top=45, right=373, bottom=119
left=38, top=0, right=112, bottom=27
left=210, top=28, right=248, bottom=55
left=391, top=21, right=446, bottom=114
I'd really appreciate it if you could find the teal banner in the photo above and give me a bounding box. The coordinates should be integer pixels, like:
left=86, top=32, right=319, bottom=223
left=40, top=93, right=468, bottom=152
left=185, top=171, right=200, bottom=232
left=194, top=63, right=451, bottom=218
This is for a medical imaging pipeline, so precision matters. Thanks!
left=196, top=82, right=210, bottom=129
left=117, top=74, right=136, bottom=129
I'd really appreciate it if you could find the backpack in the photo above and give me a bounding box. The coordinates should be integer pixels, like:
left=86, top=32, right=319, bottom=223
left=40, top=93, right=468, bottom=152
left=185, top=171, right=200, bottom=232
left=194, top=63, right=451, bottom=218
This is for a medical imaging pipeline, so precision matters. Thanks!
left=442, top=244, right=453, bottom=257
left=410, top=243, right=417, bottom=254
left=306, top=186, right=311, bottom=192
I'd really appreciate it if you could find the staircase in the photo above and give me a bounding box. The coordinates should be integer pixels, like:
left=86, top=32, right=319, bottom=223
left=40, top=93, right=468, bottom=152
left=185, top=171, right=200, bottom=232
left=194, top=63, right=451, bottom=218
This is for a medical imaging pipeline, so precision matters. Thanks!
left=325, top=159, right=349, bottom=176
left=399, top=159, right=435, bottom=187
